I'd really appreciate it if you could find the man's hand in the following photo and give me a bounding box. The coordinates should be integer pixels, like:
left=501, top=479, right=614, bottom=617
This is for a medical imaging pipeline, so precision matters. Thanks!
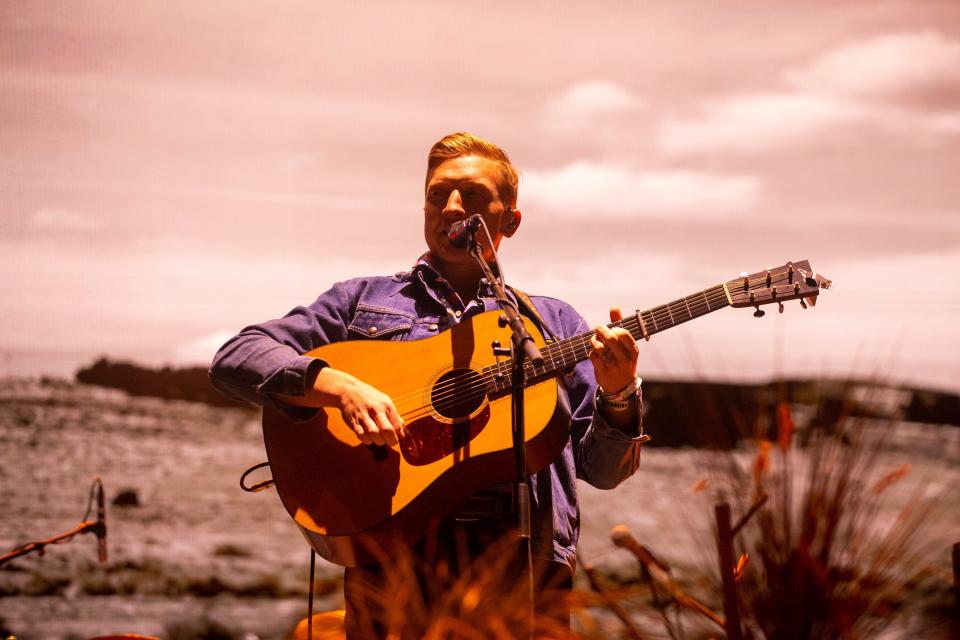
left=325, top=369, right=405, bottom=447
left=277, top=367, right=404, bottom=447
left=589, top=307, right=639, bottom=394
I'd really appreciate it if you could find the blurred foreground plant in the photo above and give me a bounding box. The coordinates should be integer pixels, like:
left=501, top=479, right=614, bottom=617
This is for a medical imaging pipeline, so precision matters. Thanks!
left=725, top=397, right=942, bottom=639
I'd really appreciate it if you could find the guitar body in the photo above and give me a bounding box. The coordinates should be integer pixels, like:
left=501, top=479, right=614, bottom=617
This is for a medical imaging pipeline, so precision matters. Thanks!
left=262, top=310, right=571, bottom=567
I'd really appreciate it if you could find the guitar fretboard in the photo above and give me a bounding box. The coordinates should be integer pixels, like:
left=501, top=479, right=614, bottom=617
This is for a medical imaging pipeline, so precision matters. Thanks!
left=483, top=283, right=730, bottom=394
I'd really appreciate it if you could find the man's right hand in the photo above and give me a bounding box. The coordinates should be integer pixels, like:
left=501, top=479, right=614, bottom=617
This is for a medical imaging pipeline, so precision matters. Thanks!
left=276, top=366, right=405, bottom=447
left=327, top=369, right=405, bottom=447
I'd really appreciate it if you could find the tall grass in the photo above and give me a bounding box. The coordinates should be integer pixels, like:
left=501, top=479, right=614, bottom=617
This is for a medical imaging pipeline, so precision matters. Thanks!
left=723, top=390, right=944, bottom=639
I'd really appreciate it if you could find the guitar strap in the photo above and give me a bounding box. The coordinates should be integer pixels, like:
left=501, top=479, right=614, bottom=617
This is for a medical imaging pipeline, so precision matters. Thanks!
left=506, top=285, right=557, bottom=344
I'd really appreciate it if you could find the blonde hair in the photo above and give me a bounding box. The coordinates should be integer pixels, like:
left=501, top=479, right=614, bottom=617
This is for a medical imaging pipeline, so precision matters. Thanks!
left=426, top=132, right=519, bottom=205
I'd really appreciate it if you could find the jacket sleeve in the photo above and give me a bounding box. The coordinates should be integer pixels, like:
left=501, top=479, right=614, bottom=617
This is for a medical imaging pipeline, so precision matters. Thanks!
left=208, top=280, right=359, bottom=412
left=552, top=303, right=645, bottom=490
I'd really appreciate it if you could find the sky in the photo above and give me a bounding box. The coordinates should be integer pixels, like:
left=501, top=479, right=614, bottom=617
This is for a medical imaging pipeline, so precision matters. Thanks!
left=2, top=1, right=959, bottom=392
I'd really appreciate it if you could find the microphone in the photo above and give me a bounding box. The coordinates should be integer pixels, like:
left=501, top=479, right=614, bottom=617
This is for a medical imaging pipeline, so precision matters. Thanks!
left=447, top=214, right=483, bottom=249
left=95, top=479, right=107, bottom=563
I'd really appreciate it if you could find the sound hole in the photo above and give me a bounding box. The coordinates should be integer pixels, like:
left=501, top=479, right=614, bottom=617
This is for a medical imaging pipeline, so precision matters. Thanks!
left=431, top=368, right=486, bottom=419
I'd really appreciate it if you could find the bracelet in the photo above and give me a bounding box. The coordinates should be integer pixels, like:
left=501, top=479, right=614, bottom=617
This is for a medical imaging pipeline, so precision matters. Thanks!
left=597, top=376, right=641, bottom=412
left=598, top=395, right=634, bottom=412
left=599, top=375, right=641, bottom=403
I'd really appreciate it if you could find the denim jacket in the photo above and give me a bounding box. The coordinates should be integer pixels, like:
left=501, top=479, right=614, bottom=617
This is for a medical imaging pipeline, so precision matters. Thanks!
left=209, top=258, right=644, bottom=569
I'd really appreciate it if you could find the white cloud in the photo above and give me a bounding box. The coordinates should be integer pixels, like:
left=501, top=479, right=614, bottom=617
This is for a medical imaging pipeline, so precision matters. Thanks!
left=31, top=207, right=102, bottom=232
left=170, top=331, right=237, bottom=366
left=657, top=32, right=960, bottom=157
left=522, top=161, right=761, bottom=218
left=786, top=31, right=960, bottom=98
left=540, top=80, right=645, bottom=134
left=658, top=93, right=862, bottom=155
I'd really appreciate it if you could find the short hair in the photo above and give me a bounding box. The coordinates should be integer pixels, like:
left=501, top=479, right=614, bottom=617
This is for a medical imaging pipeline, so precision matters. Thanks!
left=425, top=132, right=519, bottom=205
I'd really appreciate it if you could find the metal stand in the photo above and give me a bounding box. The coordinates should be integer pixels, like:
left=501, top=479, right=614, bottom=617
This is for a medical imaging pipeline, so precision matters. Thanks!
left=463, top=219, right=543, bottom=639
left=0, top=477, right=106, bottom=568
left=307, top=548, right=316, bottom=640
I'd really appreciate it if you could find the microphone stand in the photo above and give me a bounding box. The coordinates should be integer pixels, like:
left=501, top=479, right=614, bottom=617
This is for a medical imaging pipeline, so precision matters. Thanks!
left=461, top=218, right=542, bottom=639
left=0, top=477, right=107, bottom=567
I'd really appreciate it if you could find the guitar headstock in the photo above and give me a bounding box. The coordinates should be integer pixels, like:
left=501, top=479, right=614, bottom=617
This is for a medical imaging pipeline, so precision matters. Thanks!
left=725, top=259, right=832, bottom=315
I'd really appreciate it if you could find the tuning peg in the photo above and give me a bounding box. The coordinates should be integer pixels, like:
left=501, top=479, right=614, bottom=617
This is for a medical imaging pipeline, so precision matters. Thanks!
left=778, top=302, right=784, bottom=313
left=787, top=263, right=794, bottom=284
left=740, top=272, right=749, bottom=291
left=754, top=306, right=765, bottom=318
left=765, top=269, right=772, bottom=287
left=800, top=299, right=808, bottom=309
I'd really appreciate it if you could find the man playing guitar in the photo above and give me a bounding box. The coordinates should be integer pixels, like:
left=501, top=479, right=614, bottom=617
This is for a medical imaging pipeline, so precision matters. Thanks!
left=210, top=132, right=645, bottom=638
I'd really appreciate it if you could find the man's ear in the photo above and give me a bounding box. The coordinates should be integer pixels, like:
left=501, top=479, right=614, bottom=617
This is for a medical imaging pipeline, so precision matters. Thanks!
left=503, top=208, right=522, bottom=237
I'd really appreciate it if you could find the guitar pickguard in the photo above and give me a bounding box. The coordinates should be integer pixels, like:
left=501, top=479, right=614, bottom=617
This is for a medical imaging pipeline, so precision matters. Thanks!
left=400, top=404, right=490, bottom=466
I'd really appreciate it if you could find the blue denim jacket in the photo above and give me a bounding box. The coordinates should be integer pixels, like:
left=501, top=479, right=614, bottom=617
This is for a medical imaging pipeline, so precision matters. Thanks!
left=210, top=258, right=643, bottom=569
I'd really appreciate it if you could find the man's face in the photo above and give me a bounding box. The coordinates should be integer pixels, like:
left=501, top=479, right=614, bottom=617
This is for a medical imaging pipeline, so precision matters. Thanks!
left=423, top=155, right=516, bottom=268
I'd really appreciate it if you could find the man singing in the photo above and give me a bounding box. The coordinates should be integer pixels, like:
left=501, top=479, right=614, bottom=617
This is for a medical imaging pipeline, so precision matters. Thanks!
left=210, top=132, right=645, bottom=638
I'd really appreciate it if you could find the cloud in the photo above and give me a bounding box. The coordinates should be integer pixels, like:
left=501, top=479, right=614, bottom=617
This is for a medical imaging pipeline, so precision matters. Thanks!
left=170, top=331, right=237, bottom=366
left=657, top=93, right=861, bottom=155
left=539, top=80, right=645, bottom=135
left=658, top=31, right=960, bottom=156
left=31, top=207, right=103, bottom=232
left=786, top=31, right=960, bottom=98
left=522, top=161, right=761, bottom=218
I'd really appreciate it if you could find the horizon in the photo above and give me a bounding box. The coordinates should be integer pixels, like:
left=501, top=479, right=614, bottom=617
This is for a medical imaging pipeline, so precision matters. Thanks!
left=3, top=1, right=959, bottom=393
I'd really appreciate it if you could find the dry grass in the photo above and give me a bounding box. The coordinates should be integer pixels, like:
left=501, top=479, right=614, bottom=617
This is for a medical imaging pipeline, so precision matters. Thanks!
left=708, top=390, right=951, bottom=639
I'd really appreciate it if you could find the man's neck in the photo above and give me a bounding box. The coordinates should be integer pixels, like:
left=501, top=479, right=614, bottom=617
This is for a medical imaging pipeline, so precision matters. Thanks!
left=426, top=253, right=485, bottom=302
left=442, top=264, right=484, bottom=303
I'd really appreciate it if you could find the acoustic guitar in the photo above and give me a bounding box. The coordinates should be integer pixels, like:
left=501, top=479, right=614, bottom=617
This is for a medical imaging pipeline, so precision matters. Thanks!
left=262, top=260, right=832, bottom=566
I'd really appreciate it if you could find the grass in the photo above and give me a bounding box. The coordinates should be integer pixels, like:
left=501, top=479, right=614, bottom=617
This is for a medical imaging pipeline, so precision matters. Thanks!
left=709, top=387, right=948, bottom=639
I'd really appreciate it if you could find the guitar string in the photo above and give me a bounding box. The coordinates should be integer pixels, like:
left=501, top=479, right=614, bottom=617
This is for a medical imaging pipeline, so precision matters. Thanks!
left=396, top=314, right=801, bottom=422
left=391, top=290, right=723, bottom=413
left=391, top=287, right=732, bottom=417
left=386, top=267, right=809, bottom=417
left=392, top=276, right=790, bottom=416
left=390, top=274, right=794, bottom=416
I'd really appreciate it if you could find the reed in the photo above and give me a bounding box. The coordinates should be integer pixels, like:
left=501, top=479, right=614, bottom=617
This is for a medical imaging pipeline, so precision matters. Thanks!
left=722, top=387, right=942, bottom=639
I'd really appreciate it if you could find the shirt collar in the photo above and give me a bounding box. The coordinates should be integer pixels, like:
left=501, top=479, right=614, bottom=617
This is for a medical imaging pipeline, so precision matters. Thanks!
left=411, top=252, right=503, bottom=309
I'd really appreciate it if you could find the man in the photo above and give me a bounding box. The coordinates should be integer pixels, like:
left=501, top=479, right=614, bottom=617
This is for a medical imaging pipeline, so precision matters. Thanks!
left=210, top=132, right=645, bottom=637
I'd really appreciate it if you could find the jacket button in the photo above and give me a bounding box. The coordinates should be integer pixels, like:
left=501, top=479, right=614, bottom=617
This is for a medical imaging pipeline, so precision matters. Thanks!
left=428, top=323, right=438, bottom=331
left=368, top=326, right=378, bottom=334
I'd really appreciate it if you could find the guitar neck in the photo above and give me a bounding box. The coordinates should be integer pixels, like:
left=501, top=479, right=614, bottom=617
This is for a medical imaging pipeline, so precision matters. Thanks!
left=485, top=283, right=730, bottom=393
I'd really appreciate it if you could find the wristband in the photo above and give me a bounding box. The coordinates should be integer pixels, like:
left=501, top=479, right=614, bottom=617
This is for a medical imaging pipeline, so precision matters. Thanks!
left=598, top=376, right=641, bottom=412
left=599, top=375, right=641, bottom=403
left=598, top=395, right=634, bottom=412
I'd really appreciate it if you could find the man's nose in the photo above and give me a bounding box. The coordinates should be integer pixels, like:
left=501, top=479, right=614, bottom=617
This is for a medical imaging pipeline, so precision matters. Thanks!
left=443, top=190, right=464, bottom=217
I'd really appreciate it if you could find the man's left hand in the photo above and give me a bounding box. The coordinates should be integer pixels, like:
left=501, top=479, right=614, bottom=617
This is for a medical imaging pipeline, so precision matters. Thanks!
left=589, top=307, right=639, bottom=394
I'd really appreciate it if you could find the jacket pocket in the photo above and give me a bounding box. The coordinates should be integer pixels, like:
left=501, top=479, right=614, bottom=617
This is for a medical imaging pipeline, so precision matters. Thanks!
left=347, top=304, right=414, bottom=340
